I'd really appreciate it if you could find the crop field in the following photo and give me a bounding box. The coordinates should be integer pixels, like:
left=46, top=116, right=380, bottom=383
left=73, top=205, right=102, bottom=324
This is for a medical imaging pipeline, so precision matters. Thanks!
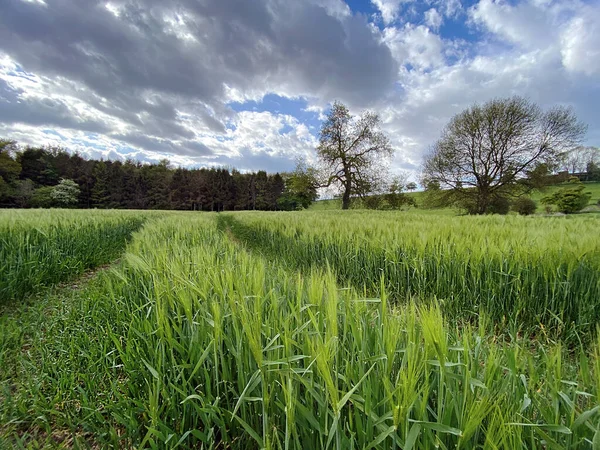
left=0, top=210, right=147, bottom=303
left=1, top=210, right=599, bottom=449
left=222, top=211, right=600, bottom=341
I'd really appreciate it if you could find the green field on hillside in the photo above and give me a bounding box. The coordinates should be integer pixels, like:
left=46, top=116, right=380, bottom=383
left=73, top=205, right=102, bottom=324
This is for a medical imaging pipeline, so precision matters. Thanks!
left=530, top=181, right=600, bottom=205
left=310, top=182, right=600, bottom=212
left=1, top=209, right=599, bottom=449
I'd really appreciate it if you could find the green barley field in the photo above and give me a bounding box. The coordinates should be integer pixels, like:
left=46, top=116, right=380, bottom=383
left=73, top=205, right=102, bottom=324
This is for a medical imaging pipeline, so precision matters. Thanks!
left=1, top=209, right=599, bottom=449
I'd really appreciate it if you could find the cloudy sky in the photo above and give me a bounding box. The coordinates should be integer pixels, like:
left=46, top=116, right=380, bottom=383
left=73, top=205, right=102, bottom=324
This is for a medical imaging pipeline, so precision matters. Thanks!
left=1, top=0, right=599, bottom=180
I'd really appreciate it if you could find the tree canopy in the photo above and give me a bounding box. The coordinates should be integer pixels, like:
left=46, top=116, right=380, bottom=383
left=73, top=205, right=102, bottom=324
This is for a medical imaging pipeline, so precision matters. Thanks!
left=51, top=179, right=81, bottom=207
left=317, top=101, right=393, bottom=209
left=423, top=96, right=587, bottom=214
left=278, top=160, right=319, bottom=210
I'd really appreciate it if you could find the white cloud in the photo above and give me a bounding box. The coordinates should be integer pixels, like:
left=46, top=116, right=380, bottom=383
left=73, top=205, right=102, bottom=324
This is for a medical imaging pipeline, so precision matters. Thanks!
left=424, top=8, right=443, bottom=30
left=560, top=5, right=600, bottom=76
left=219, top=111, right=315, bottom=158
left=469, top=0, right=556, bottom=49
left=371, top=0, right=407, bottom=25
left=437, top=0, right=462, bottom=18
left=303, top=104, right=327, bottom=121
left=195, top=110, right=318, bottom=172
left=307, top=0, right=352, bottom=19
left=469, top=0, right=600, bottom=76
left=1, top=0, right=599, bottom=184
left=383, top=24, right=445, bottom=70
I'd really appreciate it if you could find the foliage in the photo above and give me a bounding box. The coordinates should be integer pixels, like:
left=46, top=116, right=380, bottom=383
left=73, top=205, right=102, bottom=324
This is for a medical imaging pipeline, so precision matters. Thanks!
left=423, top=96, right=587, bottom=214
left=17, top=147, right=59, bottom=186
left=420, top=180, right=451, bottom=209
left=461, top=194, right=510, bottom=215
left=13, top=179, right=35, bottom=207
left=278, top=161, right=319, bottom=210
left=1, top=212, right=599, bottom=448
left=50, top=178, right=80, bottom=206
left=355, top=192, right=416, bottom=210
left=0, top=177, right=8, bottom=198
left=317, top=101, right=393, bottom=209
left=352, top=179, right=417, bottom=210
left=512, top=197, right=537, bottom=215
left=523, top=163, right=552, bottom=190
left=0, top=140, right=22, bottom=206
left=385, top=191, right=417, bottom=209
left=0, top=147, right=21, bottom=182
left=541, top=178, right=592, bottom=213
left=485, top=195, right=510, bottom=215
left=587, top=161, right=600, bottom=182
left=30, top=185, right=55, bottom=208
left=406, top=181, right=418, bottom=191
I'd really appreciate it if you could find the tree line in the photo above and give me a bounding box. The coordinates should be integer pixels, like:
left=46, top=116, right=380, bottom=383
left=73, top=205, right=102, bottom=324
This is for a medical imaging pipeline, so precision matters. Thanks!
left=1, top=96, right=596, bottom=214
left=0, top=141, right=317, bottom=211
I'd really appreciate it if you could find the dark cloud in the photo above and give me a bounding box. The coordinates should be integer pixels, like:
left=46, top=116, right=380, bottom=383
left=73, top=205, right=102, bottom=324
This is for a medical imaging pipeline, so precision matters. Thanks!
left=272, top=3, right=397, bottom=105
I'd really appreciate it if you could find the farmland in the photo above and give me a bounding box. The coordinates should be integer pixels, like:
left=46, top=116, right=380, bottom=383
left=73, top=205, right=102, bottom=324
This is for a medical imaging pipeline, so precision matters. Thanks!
left=0, top=210, right=147, bottom=303
left=1, top=209, right=599, bottom=449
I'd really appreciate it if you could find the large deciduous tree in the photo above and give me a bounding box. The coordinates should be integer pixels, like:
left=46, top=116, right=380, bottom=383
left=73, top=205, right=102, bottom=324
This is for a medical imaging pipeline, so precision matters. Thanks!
left=317, top=101, right=393, bottom=209
left=423, top=96, right=587, bottom=214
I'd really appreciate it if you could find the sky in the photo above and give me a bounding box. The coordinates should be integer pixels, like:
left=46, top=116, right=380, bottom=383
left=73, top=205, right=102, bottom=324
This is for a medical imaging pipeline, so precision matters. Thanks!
left=0, top=0, right=599, bottom=181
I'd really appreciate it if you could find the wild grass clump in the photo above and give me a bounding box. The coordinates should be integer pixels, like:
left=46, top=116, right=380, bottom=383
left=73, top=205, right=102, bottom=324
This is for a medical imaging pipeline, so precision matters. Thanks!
left=0, top=209, right=146, bottom=303
left=221, top=210, right=600, bottom=341
left=1, top=214, right=598, bottom=448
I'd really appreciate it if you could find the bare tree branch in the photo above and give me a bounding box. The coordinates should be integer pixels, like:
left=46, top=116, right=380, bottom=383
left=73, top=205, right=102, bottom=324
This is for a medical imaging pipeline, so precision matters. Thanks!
left=317, top=101, right=394, bottom=209
left=422, top=96, right=587, bottom=214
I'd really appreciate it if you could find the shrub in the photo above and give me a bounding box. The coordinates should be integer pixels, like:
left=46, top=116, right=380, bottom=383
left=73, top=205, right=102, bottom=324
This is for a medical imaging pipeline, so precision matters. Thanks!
left=512, top=197, right=537, bottom=215
left=541, top=179, right=591, bottom=214
left=486, top=196, right=510, bottom=215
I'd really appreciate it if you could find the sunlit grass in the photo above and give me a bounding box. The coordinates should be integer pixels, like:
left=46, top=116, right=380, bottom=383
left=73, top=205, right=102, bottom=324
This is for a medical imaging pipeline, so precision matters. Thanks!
left=222, top=210, right=600, bottom=341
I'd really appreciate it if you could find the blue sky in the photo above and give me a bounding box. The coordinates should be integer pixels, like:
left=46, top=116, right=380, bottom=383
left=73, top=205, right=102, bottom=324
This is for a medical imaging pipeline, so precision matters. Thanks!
left=0, top=0, right=599, bottom=180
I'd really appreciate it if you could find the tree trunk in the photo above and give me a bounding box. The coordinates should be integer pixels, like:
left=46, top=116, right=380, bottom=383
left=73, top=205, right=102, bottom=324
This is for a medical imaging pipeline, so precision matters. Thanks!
left=342, top=182, right=351, bottom=210
left=477, top=188, right=490, bottom=214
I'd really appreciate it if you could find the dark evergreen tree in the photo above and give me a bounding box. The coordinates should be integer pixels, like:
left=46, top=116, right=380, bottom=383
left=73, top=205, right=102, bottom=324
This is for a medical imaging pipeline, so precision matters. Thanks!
left=17, top=147, right=59, bottom=186
left=268, top=173, right=285, bottom=210
left=170, top=168, right=193, bottom=210
left=145, top=160, right=172, bottom=209
left=0, top=138, right=308, bottom=210
left=91, top=161, right=112, bottom=208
